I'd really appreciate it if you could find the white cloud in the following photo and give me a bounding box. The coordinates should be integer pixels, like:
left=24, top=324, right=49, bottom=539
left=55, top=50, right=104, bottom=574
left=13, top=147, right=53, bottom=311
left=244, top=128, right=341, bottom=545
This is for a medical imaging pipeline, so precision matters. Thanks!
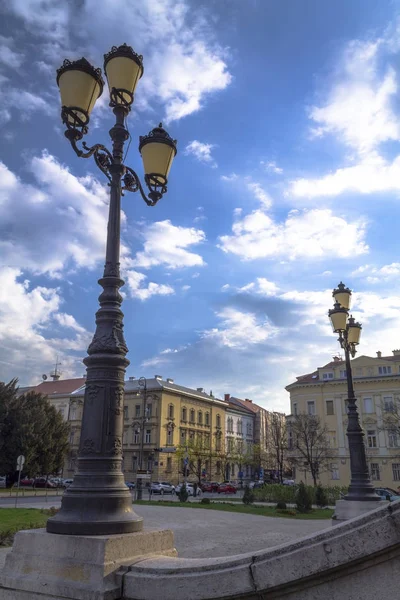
left=221, top=173, right=238, bottom=182
left=352, top=262, right=400, bottom=283
left=218, top=208, right=368, bottom=261
left=246, top=181, right=272, bottom=209
left=132, top=220, right=206, bottom=270
left=185, top=140, right=217, bottom=167
left=181, top=285, right=191, bottom=291
left=0, top=267, right=91, bottom=384
left=0, top=43, right=24, bottom=69
left=261, top=160, right=283, bottom=174
left=125, top=270, right=175, bottom=301
left=0, top=153, right=110, bottom=277
left=201, top=307, right=278, bottom=349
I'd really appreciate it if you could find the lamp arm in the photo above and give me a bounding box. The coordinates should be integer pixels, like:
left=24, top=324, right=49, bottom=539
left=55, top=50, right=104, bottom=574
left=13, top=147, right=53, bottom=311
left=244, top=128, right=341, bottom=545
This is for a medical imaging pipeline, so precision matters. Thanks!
left=122, top=166, right=162, bottom=206
left=65, top=132, right=114, bottom=183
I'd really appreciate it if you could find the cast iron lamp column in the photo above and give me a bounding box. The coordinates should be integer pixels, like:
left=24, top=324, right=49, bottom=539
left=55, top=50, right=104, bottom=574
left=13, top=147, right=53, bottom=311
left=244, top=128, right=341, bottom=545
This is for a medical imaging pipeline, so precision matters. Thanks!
left=328, top=283, right=379, bottom=502
left=47, top=44, right=177, bottom=536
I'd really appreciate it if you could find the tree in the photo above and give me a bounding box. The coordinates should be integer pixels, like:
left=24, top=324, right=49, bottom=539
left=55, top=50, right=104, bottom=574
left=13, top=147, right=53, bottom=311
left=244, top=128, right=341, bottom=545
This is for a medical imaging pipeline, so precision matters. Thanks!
left=296, top=481, right=312, bottom=513
left=176, top=437, right=211, bottom=484
left=267, top=412, right=287, bottom=483
left=288, top=413, right=334, bottom=486
left=0, top=379, right=70, bottom=481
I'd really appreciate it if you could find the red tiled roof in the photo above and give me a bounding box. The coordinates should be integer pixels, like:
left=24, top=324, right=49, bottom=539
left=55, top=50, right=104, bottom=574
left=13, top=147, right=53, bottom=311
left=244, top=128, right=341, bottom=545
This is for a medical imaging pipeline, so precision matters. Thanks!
left=33, top=378, right=86, bottom=396
left=228, top=397, right=261, bottom=413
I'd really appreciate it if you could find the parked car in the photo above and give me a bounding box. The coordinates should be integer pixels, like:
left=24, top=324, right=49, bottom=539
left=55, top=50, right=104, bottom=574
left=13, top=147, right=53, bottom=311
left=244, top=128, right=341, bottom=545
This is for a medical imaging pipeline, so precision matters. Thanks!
left=49, top=477, right=64, bottom=488
left=0, top=476, right=6, bottom=489
left=282, top=479, right=296, bottom=486
left=19, top=478, right=34, bottom=487
left=150, top=481, right=175, bottom=495
left=375, top=487, right=400, bottom=502
left=125, top=481, right=136, bottom=490
left=200, top=481, right=219, bottom=492
left=62, top=479, right=74, bottom=488
left=34, top=477, right=57, bottom=489
left=217, top=483, right=237, bottom=494
left=249, top=481, right=264, bottom=489
left=175, top=483, right=202, bottom=497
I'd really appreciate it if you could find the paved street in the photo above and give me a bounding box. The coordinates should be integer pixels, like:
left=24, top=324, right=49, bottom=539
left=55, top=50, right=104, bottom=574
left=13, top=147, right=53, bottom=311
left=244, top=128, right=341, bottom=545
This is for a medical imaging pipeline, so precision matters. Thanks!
left=0, top=497, right=331, bottom=559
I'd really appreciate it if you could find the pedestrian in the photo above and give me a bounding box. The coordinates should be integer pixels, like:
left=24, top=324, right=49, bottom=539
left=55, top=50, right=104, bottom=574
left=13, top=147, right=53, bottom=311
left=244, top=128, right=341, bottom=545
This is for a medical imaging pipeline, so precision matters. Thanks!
left=193, top=482, right=198, bottom=497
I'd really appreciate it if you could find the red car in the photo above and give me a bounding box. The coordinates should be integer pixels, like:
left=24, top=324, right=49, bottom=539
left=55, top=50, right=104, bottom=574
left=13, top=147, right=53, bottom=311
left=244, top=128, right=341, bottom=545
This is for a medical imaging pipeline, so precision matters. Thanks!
left=34, top=477, right=56, bottom=488
left=19, top=478, right=34, bottom=487
left=217, top=483, right=237, bottom=494
left=201, top=481, right=220, bottom=492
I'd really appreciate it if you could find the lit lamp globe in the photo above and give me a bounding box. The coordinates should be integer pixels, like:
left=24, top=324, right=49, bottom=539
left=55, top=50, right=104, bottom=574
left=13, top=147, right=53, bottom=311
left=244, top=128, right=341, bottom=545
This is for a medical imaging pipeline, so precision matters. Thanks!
left=139, top=123, right=177, bottom=198
left=332, top=281, right=352, bottom=310
left=56, top=58, right=104, bottom=135
left=347, top=316, right=362, bottom=345
left=328, top=301, right=348, bottom=333
left=103, top=43, right=144, bottom=106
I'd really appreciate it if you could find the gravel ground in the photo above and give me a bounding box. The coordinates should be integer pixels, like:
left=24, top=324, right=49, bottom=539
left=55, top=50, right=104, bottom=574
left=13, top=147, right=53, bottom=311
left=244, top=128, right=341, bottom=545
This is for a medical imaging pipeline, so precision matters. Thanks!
left=0, top=502, right=331, bottom=562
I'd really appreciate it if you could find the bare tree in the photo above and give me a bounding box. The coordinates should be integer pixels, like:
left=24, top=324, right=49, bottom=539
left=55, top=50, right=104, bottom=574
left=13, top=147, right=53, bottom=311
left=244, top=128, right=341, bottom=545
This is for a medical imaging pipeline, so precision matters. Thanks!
left=288, top=413, right=334, bottom=486
left=267, top=412, right=287, bottom=483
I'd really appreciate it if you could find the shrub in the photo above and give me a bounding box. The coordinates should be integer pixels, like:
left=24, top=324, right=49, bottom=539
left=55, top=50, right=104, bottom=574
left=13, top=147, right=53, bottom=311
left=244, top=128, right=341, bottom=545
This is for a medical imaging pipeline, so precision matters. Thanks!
left=201, top=497, right=211, bottom=504
left=276, top=509, right=297, bottom=516
left=276, top=501, right=287, bottom=510
left=296, top=482, right=312, bottom=513
left=315, top=485, right=328, bottom=508
left=242, top=485, right=255, bottom=505
left=177, top=484, right=188, bottom=503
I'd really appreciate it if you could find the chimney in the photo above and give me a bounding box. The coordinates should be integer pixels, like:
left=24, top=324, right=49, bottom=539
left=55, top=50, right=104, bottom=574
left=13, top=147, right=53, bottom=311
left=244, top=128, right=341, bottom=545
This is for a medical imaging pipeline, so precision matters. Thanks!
left=224, top=393, right=230, bottom=402
left=393, top=350, right=400, bottom=356
left=50, top=372, right=60, bottom=381
left=197, top=387, right=204, bottom=393
left=129, top=376, right=135, bottom=381
left=333, top=356, right=341, bottom=362
left=166, top=378, right=174, bottom=384
left=377, top=351, right=382, bottom=359
left=245, top=398, right=252, bottom=403
left=155, top=375, right=162, bottom=381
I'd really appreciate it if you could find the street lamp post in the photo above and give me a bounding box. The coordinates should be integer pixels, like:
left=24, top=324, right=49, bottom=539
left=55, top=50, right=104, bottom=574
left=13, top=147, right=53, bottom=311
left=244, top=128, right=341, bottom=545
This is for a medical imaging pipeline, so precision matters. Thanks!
left=136, top=376, right=149, bottom=501
left=47, top=44, right=177, bottom=536
left=328, top=282, right=379, bottom=503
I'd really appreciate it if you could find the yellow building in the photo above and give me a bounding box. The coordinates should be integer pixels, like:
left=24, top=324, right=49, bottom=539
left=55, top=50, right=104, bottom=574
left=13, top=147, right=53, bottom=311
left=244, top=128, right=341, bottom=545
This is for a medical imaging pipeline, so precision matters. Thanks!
left=286, top=351, right=400, bottom=489
left=65, top=375, right=227, bottom=484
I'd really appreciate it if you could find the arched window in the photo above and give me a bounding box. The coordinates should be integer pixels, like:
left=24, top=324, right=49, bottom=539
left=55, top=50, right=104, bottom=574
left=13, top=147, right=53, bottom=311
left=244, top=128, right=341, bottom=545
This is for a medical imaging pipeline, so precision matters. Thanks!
left=182, top=406, right=187, bottom=421
left=237, top=419, right=242, bottom=434
left=205, top=412, right=210, bottom=426
left=216, top=413, right=221, bottom=428
left=190, top=409, right=195, bottom=423
left=168, top=404, right=174, bottom=419
left=198, top=411, right=203, bottom=425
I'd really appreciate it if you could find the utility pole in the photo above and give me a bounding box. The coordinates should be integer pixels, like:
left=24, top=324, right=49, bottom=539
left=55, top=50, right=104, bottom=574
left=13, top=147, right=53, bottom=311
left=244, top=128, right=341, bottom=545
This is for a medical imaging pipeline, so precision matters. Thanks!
left=137, top=377, right=148, bottom=501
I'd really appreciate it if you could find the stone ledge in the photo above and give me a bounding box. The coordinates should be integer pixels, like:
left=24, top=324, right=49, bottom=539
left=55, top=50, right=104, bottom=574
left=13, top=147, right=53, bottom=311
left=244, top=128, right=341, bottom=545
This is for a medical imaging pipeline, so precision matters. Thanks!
left=124, top=501, right=400, bottom=600
left=0, top=527, right=177, bottom=600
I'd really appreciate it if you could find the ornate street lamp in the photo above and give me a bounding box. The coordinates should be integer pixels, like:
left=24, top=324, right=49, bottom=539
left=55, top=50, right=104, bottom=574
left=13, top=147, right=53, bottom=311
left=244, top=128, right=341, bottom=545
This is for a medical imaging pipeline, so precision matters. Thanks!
left=47, top=44, right=177, bottom=536
left=328, top=283, right=379, bottom=503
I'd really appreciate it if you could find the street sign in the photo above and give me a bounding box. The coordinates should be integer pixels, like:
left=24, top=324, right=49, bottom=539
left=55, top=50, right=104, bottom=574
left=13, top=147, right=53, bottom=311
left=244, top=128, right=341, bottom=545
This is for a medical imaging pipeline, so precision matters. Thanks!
left=16, top=455, right=25, bottom=471
left=135, top=473, right=151, bottom=480
left=238, top=471, right=243, bottom=479
left=156, top=447, right=177, bottom=453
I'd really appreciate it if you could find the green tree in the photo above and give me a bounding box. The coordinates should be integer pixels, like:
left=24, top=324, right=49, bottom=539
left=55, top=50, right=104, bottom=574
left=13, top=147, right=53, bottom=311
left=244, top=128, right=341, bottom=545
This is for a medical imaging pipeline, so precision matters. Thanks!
left=315, top=484, right=328, bottom=508
left=242, top=484, right=254, bottom=505
left=0, top=379, right=70, bottom=480
left=296, top=481, right=312, bottom=513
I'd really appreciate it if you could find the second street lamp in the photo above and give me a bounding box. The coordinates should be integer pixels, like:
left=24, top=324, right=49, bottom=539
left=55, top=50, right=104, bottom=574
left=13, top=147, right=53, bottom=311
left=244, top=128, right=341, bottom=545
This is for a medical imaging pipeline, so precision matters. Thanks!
left=47, top=44, right=177, bottom=536
left=328, top=282, right=379, bottom=503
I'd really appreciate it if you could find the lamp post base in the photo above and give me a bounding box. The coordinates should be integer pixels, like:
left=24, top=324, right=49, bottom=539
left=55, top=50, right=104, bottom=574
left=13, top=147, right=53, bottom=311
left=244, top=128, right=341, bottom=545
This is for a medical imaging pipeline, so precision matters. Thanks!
left=333, top=498, right=385, bottom=524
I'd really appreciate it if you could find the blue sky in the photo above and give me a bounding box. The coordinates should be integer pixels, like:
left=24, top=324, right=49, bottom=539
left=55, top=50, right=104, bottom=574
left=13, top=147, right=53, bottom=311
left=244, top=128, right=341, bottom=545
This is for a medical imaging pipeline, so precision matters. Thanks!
left=1, top=0, right=400, bottom=411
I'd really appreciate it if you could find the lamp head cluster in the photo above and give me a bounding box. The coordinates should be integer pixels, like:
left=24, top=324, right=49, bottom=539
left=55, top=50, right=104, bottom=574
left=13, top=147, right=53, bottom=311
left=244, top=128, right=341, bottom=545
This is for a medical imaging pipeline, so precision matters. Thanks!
left=328, top=282, right=362, bottom=357
left=56, top=44, right=177, bottom=190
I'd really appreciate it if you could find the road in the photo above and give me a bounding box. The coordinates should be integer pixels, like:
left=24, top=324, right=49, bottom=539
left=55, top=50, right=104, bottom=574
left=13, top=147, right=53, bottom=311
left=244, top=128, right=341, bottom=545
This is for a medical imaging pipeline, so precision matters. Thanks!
left=0, top=497, right=331, bottom=559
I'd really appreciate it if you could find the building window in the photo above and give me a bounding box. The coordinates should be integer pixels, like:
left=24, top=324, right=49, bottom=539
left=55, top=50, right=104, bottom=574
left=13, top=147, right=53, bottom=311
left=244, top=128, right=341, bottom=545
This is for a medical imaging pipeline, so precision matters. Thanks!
left=339, top=370, right=347, bottom=379
left=216, top=435, right=221, bottom=451
left=363, top=397, right=374, bottom=413
left=216, top=461, right=221, bottom=474
left=326, top=400, right=334, bottom=416
left=227, top=417, right=233, bottom=433
left=59, top=408, right=65, bottom=419
left=166, top=457, right=172, bottom=472
left=389, top=431, right=399, bottom=448
left=181, top=429, right=187, bottom=443
left=204, top=434, right=210, bottom=449
left=70, top=406, right=77, bottom=420
left=216, top=414, right=221, bottom=428
left=246, top=422, right=252, bottom=436
left=288, top=429, right=293, bottom=450
left=237, top=419, right=242, bottom=434
left=135, top=404, right=140, bottom=418
left=307, top=401, right=315, bottom=415
left=133, top=428, right=140, bottom=444
left=370, top=463, right=380, bottom=481
left=331, top=464, right=339, bottom=480
left=392, top=463, right=400, bottom=481
left=146, top=404, right=152, bottom=417
left=182, top=407, right=187, bottom=421
left=205, top=412, right=210, bottom=426
left=145, top=429, right=151, bottom=444
left=189, top=430, right=195, bottom=442
left=383, top=397, right=395, bottom=412
left=293, top=403, right=297, bottom=416
left=69, top=430, right=75, bottom=445
left=168, top=404, right=174, bottom=419
left=379, top=366, right=392, bottom=375
left=124, top=406, right=128, bottom=420
left=227, top=438, right=233, bottom=453
left=367, top=430, right=377, bottom=448
left=147, top=456, right=153, bottom=471
left=167, top=427, right=174, bottom=445
left=190, top=409, right=195, bottom=423
left=237, top=440, right=243, bottom=454
left=322, top=372, right=334, bottom=380
left=132, top=456, right=138, bottom=472
left=198, top=411, right=203, bottom=425
left=328, top=432, right=337, bottom=448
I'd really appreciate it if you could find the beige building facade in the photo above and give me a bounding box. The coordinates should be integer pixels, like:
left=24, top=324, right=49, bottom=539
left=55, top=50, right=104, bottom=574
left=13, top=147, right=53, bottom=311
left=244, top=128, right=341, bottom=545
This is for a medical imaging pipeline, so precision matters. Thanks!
left=286, top=351, right=400, bottom=489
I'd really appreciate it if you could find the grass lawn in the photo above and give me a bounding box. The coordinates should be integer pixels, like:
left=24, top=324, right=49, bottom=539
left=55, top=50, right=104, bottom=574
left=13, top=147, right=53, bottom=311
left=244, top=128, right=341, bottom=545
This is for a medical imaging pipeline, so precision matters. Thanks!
left=0, top=508, right=56, bottom=546
left=133, top=500, right=334, bottom=520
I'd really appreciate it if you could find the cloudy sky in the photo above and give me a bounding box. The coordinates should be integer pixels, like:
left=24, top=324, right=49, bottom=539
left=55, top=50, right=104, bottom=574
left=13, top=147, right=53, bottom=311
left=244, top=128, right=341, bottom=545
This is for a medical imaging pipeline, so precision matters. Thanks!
left=1, top=0, right=400, bottom=412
